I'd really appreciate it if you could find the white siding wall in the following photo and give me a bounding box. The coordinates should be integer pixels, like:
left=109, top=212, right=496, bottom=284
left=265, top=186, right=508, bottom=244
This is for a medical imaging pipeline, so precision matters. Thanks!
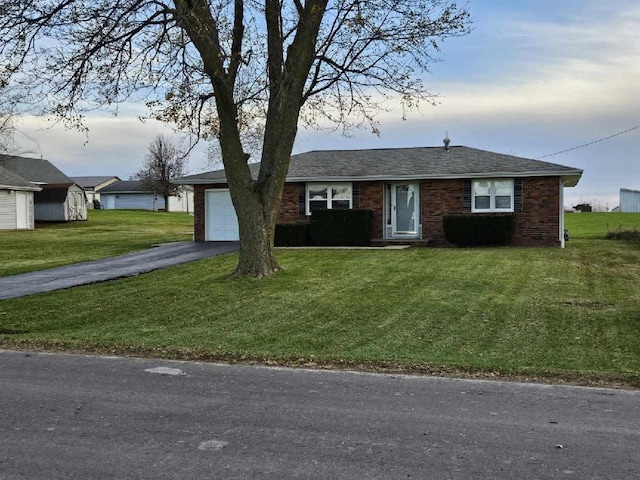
left=102, top=194, right=116, bottom=209
left=0, top=189, right=17, bottom=229
left=0, top=191, right=35, bottom=229
left=168, top=191, right=194, bottom=213
left=620, top=189, right=640, bottom=213
left=101, top=193, right=165, bottom=211
left=86, top=191, right=104, bottom=209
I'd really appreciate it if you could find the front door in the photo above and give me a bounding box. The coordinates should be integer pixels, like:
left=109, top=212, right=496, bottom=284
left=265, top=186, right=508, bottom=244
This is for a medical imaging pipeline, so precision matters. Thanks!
left=391, top=183, right=419, bottom=237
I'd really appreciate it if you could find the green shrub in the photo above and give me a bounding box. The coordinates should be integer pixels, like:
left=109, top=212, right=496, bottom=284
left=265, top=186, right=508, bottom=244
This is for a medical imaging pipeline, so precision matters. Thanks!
left=443, top=214, right=516, bottom=247
left=274, top=223, right=311, bottom=246
left=310, top=209, right=374, bottom=246
left=605, top=227, right=640, bottom=242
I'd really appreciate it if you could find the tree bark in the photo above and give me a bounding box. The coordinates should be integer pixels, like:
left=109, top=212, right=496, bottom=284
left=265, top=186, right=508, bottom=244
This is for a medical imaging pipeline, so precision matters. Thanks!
left=231, top=186, right=281, bottom=278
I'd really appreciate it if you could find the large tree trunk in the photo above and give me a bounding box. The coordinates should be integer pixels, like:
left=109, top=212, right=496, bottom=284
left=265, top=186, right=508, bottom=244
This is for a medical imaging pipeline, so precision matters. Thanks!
left=232, top=190, right=281, bottom=278
left=227, top=174, right=283, bottom=278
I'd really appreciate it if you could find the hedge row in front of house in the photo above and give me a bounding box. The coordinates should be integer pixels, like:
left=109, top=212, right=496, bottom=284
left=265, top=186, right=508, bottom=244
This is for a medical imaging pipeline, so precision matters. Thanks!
left=443, top=214, right=516, bottom=247
left=275, top=209, right=373, bottom=246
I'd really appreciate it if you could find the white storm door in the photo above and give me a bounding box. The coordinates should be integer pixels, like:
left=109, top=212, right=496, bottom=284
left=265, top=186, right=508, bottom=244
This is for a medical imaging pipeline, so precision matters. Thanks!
left=391, top=183, right=419, bottom=236
left=205, top=189, right=239, bottom=241
left=16, top=192, right=29, bottom=229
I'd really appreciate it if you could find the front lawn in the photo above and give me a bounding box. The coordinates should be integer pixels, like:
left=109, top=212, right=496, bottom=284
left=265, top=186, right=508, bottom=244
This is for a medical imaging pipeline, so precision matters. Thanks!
left=0, top=210, right=193, bottom=276
left=1, top=214, right=639, bottom=386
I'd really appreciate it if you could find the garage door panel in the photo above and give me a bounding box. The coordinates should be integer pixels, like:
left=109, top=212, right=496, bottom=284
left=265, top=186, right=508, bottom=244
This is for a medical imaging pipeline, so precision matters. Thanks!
left=206, top=190, right=239, bottom=241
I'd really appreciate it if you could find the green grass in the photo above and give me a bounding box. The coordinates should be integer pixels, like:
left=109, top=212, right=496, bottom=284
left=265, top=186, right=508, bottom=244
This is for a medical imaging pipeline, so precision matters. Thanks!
left=565, top=212, right=640, bottom=239
left=0, top=210, right=193, bottom=276
left=1, top=212, right=639, bottom=387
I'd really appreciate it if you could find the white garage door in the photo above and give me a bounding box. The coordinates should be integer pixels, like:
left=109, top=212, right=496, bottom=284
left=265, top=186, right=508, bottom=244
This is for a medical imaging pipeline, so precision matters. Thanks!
left=205, top=189, right=239, bottom=241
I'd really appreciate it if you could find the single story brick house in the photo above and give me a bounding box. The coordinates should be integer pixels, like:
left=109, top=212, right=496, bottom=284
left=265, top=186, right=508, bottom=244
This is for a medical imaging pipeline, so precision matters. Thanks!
left=175, top=145, right=583, bottom=247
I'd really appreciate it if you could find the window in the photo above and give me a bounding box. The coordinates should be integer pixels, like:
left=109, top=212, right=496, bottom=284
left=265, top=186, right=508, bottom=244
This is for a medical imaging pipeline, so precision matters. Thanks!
left=306, top=183, right=352, bottom=214
left=472, top=179, right=514, bottom=212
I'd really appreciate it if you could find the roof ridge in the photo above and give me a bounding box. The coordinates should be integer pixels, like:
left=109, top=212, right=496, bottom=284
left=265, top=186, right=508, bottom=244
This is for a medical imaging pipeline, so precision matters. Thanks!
left=300, top=145, right=464, bottom=154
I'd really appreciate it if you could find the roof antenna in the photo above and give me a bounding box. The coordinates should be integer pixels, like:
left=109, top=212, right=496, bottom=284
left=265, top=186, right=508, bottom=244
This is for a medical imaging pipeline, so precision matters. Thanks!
left=443, top=132, right=451, bottom=151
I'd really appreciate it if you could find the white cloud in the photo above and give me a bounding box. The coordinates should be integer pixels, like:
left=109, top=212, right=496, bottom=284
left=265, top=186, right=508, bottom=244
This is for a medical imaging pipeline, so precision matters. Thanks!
left=14, top=113, right=211, bottom=179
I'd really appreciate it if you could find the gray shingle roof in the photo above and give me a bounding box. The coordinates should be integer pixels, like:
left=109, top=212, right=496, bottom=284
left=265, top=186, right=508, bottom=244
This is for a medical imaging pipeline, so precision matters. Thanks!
left=0, top=154, right=73, bottom=186
left=71, top=176, right=120, bottom=189
left=99, top=180, right=150, bottom=193
left=176, top=146, right=583, bottom=186
left=0, top=164, right=41, bottom=191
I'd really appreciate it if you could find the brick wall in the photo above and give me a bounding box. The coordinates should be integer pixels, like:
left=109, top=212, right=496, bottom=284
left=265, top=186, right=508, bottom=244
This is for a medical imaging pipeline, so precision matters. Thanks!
left=356, top=181, right=384, bottom=240
left=278, top=183, right=306, bottom=223
left=194, top=177, right=562, bottom=247
left=421, top=179, right=464, bottom=245
left=421, top=177, right=561, bottom=247
left=276, top=181, right=385, bottom=239
left=511, top=177, right=561, bottom=247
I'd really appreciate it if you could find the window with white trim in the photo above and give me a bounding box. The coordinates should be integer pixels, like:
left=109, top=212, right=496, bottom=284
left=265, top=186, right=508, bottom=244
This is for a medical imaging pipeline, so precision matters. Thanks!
left=472, top=179, right=514, bottom=212
left=306, top=183, right=352, bottom=215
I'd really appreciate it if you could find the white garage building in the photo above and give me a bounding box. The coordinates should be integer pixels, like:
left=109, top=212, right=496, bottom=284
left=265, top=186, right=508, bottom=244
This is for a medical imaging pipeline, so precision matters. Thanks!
left=0, top=164, right=41, bottom=230
left=620, top=188, right=640, bottom=213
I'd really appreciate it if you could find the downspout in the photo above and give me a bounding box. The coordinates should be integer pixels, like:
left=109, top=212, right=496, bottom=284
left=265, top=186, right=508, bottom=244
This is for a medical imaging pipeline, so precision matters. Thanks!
left=560, top=178, right=566, bottom=248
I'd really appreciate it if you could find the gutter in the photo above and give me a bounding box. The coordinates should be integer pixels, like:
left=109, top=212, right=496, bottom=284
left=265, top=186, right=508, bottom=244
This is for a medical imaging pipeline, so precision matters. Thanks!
left=174, top=169, right=584, bottom=187
left=0, top=184, right=42, bottom=192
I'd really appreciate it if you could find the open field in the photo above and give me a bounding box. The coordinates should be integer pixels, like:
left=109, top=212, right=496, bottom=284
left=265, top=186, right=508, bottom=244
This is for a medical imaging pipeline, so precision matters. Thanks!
left=0, top=210, right=193, bottom=276
left=1, top=211, right=639, bottom=387
left=565, top=211, right=640, bottom=239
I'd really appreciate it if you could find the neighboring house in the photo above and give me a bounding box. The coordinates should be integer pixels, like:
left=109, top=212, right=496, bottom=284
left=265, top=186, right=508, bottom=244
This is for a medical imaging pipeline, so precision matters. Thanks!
left=168, top=185, right=194, bottom=213
left=0, top=164, right=41, bottom=230
left=71, top=176, right=121, bottom=208
left=619, top=188, right=640, bottom=213
left=0, top=154, right=87, bottom=222
left=99, top=180, right=194, bottom=212
left=175, top=145, right=583, bottom=247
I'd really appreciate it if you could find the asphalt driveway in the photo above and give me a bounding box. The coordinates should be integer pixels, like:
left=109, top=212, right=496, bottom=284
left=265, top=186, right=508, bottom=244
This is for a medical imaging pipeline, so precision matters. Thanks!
left=0, top=241, right=238, bottom=300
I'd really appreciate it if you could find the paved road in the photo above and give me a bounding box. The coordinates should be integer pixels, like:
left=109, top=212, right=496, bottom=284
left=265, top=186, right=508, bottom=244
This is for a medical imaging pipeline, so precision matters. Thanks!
left=1, top=350, right=638, bottom=480
left=0, top=241, right=238, bottom=300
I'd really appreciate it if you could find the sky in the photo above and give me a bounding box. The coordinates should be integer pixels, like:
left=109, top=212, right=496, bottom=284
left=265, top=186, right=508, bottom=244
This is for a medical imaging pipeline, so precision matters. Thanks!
left=11, top=0, right=640, bottom=210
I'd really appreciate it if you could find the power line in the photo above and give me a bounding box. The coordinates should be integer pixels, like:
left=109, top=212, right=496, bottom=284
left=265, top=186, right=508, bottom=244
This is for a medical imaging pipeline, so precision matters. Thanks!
left=538, top=125, right=640, bottom=159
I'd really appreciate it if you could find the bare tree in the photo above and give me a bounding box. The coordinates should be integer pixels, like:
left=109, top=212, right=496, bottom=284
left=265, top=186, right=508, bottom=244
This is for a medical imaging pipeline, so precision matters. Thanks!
left=134, top=134, right=187, bottom=212
left=0, top=94, right=20, bottom=153
left=0, top=111, right=14, bottom=153
left=0, top=0, right=471, bottom=277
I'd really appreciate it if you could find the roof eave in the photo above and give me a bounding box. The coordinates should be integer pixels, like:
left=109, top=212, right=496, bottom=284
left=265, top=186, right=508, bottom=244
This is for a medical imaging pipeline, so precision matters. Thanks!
left=173, top=177, right=227, bottom=185
left=175, top=169, right=584, bottom=186
left=102, top=191, right=151, bottom=194
left=0, top=184, right=42, bottom=192
left=287, top=169, right=584, bottom=183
